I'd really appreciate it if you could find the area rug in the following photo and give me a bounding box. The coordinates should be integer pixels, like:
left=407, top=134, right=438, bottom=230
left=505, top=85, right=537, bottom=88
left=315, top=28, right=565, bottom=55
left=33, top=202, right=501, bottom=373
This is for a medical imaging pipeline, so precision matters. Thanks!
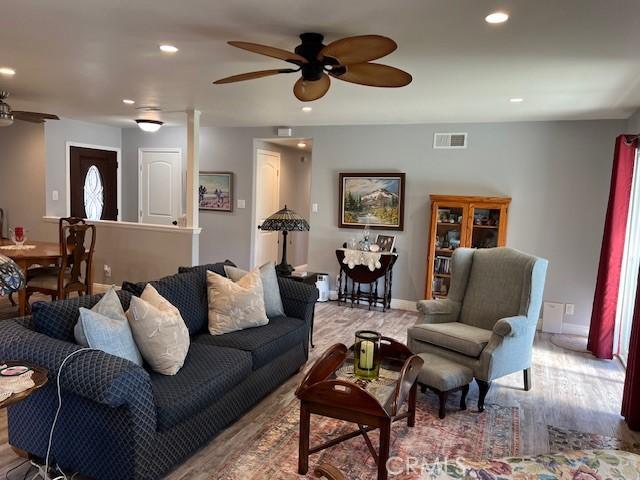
left=216, top=394, right=520, bottom=480
left=548, top=425, right=640, bottom=453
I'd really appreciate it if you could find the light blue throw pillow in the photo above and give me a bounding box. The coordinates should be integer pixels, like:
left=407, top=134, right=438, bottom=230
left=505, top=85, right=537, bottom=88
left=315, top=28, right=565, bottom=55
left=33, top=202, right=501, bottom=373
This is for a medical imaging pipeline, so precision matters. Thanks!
left=75, top=287, right=143, bottom=366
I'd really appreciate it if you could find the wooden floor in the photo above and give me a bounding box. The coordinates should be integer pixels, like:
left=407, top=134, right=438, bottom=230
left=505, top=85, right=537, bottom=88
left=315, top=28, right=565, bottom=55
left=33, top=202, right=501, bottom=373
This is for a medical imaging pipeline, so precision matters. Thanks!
left=0, top=298, right=638, bottom=479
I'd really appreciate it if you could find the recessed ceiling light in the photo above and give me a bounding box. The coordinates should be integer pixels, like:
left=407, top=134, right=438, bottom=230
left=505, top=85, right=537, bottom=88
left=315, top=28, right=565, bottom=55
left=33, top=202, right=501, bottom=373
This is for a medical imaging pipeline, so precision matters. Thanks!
left=485, top=12, right=509, bottom=24
left=509, top=97, right=524, bottom=103
left=301, top=106, right=312, bottom=113
left=122, top=99, right=135, bottom=105
left=0, top=67, right=16, bottom=76
left=135, top=119, right=164, bottom=133
left=297, top=142, right=307, bottom=148
left=159, top=45, right=179, bottom=53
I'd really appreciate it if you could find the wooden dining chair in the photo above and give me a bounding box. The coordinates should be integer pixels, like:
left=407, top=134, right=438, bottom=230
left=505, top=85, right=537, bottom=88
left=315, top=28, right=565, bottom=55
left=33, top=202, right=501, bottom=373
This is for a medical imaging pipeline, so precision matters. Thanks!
left=26, top=224, right=96, bottom=302
left=0, top=208, right=5, bottom=239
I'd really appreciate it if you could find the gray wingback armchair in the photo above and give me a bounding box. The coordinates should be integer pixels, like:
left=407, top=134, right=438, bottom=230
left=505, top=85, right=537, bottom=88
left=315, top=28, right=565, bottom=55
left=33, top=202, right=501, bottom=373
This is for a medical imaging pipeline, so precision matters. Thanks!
left=408, top=247, right=548, bottom=409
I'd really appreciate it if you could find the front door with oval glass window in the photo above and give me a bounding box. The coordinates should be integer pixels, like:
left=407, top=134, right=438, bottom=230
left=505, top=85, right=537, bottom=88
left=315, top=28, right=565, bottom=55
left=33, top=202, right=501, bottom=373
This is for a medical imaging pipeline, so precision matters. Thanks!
left=69, top=146, right=118, bottom=221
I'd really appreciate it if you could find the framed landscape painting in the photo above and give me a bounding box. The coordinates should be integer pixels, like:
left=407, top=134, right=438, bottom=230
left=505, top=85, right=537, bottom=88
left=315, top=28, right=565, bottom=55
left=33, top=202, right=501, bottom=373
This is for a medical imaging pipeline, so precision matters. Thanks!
left=199, top=172, right=233, bottom=212
left=339, top=172, right=405, bottom=230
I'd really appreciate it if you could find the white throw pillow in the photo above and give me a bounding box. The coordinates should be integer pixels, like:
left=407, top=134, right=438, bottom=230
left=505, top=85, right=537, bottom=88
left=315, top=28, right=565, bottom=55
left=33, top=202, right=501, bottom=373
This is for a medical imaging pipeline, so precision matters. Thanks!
left=224, top=262, right=285, bottom=318
left=207, top=269, right=269, bottom=335
left=126, top=284, right=190, bottom=375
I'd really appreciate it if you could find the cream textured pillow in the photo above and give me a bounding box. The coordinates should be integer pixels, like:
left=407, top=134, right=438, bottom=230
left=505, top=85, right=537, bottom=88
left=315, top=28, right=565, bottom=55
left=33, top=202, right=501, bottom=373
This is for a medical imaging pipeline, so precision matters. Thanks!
left=126, top=284, right=190, bottom=375
left=207, top=269, right=269, bottom=335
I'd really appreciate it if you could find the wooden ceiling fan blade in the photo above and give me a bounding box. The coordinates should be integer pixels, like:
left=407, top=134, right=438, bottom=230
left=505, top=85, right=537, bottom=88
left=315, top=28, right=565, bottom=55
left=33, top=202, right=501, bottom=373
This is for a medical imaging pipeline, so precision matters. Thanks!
left=214, top=68, right=297, bottom=84
left=319, top=35, right=397, bottom=65
left=13, top=111, right=59, bottom=121
left=228, top=41, right=308, bottom=65
left=293, top=74, right=331, bottom=102
left=331, top=63, right=412, bottom=87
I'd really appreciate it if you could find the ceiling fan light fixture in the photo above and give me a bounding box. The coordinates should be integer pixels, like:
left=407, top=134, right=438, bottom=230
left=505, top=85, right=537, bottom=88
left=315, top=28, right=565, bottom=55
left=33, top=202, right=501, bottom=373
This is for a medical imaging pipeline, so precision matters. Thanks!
left=0, top=113, right=14, bottom=127
left=135, top=119, right=164, bottom=132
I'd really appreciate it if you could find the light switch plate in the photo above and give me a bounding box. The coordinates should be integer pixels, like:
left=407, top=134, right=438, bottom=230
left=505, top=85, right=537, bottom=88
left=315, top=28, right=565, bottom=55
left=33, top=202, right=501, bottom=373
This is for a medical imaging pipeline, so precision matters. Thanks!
left=312, top=203, right=319, bottom=213
left=565, top=303, right=575, bottom=316
left=237, top=199, right=246, bottom=209
left=52, top=190, right=59, bottom=201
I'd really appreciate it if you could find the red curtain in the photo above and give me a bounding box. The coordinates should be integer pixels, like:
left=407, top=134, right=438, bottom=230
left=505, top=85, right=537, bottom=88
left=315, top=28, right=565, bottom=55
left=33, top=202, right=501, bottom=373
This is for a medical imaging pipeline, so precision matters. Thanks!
left=622, top=268, right=640, bottom=430
left=588, top=135, right=637, bottom=359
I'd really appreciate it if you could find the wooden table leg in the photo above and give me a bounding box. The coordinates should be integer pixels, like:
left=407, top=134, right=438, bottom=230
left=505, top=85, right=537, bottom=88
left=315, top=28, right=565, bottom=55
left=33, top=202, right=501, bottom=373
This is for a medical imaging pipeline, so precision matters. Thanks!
left=408, top=382, right=417, bottom=427
left=298, top=402, right=311, bottom=475
left=377, top=418, right=391, bottom=480
left=16, top=259, right=28, bottom=316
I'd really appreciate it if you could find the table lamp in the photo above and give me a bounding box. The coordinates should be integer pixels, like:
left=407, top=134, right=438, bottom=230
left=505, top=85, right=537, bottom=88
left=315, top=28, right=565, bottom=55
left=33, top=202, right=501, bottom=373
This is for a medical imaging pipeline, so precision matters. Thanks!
left=0, top=254, right=25, bottom=296
left=259, top=205, right=310, bottom=276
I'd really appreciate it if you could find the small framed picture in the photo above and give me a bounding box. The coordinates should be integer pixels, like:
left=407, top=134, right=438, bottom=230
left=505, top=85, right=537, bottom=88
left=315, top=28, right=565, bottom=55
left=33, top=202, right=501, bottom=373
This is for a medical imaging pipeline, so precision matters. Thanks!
left=199, top=172, right=233, bottom=212
left=375, top=234, right=396, bottom=252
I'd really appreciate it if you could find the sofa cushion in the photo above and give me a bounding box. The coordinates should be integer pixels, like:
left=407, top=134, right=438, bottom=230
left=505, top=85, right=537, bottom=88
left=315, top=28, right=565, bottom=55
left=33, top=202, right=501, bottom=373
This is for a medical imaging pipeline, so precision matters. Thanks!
left=150, top=343, right=252, bottom=431
left=32, top=290, right=133, bottom=342
left=194, top=316, right=306, bottom=370
left=178, top=260, right=236, bottom=280
left=123, top=271, right=207, bottom=336
left=408, top=322, right=493, bottom=357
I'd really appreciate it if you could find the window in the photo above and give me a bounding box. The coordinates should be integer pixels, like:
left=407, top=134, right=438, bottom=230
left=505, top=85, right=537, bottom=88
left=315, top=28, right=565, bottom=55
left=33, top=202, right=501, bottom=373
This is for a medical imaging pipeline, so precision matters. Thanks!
left=83, top=165, right=104, bottom=221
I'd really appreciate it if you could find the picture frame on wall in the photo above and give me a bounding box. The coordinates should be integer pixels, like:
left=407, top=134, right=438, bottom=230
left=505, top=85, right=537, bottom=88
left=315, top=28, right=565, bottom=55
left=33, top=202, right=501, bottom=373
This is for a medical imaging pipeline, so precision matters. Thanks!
left=199, top=172, right=233, bottom=212
left=339, top=172, right=406, bottom=230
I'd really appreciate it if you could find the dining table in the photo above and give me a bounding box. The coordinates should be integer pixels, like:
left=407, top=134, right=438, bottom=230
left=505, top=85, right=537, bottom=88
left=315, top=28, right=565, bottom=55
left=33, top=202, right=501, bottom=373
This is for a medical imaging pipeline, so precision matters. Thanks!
left=0, top=239, right=63, bottom=316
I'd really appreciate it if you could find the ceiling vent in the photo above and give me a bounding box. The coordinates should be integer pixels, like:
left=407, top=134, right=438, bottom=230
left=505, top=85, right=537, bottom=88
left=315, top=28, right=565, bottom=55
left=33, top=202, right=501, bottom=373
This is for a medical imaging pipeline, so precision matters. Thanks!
left=433, top=132, right=468, bottom=149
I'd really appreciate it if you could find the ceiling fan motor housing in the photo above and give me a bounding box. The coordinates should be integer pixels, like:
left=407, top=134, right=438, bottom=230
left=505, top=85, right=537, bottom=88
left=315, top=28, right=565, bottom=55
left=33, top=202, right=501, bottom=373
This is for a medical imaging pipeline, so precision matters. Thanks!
left=296, top=33, right=334, bottom=81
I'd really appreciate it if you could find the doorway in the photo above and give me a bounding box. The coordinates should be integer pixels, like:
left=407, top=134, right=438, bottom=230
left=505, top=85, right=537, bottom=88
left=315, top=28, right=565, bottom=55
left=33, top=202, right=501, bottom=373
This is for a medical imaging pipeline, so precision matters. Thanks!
left=138, top=148, right=183, bottom=225
left=252, top=139, right=313, bottom=270
left=68, top=145, right=120, bottom=221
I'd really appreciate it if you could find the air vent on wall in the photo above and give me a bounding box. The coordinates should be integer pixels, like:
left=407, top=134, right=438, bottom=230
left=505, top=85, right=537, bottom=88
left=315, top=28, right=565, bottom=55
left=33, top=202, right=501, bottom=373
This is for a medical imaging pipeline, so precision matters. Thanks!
left=433, top=132, right=468, bottom=149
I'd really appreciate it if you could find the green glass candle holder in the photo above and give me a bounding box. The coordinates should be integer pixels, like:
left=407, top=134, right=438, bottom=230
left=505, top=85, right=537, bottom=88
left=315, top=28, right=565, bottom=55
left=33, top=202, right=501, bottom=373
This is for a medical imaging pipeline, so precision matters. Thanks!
left=353, top=330, right=382, bottom=380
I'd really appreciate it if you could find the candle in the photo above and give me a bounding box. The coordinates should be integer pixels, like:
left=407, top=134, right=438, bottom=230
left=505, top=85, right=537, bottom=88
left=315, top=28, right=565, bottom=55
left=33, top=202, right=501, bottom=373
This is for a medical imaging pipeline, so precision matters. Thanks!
left=359, top=340, right=375, bottom=370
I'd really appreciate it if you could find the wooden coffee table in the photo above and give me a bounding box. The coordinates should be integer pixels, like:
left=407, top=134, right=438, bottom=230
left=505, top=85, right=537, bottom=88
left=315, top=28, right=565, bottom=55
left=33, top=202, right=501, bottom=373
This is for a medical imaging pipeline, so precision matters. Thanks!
left=295, top=338, right=423, bottom=480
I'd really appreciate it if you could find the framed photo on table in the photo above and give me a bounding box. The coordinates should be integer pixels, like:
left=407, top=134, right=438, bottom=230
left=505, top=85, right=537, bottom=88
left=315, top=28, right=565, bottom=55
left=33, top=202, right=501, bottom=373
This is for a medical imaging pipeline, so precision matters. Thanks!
left=199, top=172, right=233, bottom=212
left=375, top=234, right=396, bottom=252
left=339, top=172, right=405, bottom=230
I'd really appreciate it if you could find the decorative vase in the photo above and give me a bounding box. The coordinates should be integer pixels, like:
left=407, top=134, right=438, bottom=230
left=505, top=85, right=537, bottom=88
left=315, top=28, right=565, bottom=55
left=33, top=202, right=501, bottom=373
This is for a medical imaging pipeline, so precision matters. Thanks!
left=9, top=227, right=27, bottom=247
left=353, top=330, right=382, bottom=380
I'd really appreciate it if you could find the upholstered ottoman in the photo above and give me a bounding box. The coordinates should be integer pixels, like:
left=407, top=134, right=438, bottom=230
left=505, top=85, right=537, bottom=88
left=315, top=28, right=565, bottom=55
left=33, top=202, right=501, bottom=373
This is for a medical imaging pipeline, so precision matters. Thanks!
left=417, top=353, right=473, bottom=418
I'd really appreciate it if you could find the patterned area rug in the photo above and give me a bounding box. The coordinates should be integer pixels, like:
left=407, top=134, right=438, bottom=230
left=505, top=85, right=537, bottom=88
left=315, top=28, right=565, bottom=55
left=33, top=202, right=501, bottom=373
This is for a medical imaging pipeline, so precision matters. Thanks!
left=548, top=425, right=640, bottom=454
left=216, top=395, right=520, bottom=480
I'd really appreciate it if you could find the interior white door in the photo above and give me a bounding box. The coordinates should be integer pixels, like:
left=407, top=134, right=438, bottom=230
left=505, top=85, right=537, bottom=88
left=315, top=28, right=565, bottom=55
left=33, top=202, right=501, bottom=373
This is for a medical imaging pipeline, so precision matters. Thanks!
left=139, top=148, right=182, bottom=225
left=255, top=149, right=280, bottom=267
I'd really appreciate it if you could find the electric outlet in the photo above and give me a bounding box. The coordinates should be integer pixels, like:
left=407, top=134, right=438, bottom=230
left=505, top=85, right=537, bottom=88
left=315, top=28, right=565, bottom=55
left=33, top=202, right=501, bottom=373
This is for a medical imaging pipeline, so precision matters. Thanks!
left=103, top=265, right=112, bottom=278
left=565, top=303, right=575, bottom=316
left=312, top=203, right=319, bottom=213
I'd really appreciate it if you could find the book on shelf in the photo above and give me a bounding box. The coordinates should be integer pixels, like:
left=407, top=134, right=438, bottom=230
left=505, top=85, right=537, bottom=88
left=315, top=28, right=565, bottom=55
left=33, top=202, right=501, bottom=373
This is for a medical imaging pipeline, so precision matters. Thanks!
left=434, top=256, right=451, bottom=274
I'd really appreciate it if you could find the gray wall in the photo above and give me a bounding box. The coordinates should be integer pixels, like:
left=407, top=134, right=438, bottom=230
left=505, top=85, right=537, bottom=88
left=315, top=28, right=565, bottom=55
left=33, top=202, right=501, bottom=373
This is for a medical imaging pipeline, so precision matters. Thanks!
left=628, top=109, right=640, bottom=133
left=45, top=118, right=121, bottom=217
left=0, top=121, right=54, bottom=241
left=187, top=120, right=624, bottom=327
left=121, top=127, right=187, bottom=222
left=258, top=141, right=312, bottom=268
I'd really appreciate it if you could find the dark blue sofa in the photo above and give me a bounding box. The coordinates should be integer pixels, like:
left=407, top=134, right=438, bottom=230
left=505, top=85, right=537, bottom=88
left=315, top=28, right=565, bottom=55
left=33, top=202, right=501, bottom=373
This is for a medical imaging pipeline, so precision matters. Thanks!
left=0, top=262, right=318, bottom=480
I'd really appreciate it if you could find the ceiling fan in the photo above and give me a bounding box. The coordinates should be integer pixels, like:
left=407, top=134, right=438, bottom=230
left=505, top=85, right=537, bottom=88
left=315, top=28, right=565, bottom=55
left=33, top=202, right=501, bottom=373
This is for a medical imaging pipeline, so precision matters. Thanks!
left=213, top=33, right=412, bottom=101
left=0, top=91, right=59, bottom=127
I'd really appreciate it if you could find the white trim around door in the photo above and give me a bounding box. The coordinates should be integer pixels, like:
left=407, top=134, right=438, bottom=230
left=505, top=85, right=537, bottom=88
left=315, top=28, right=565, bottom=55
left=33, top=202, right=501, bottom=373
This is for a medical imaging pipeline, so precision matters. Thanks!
left=65, top=142, right=122, bottom=221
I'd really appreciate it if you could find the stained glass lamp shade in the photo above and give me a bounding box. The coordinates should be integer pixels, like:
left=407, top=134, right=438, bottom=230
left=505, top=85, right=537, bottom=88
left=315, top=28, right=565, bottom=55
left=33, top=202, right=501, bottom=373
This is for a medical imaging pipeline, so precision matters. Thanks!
left=259, top=205, right=310, bottom=276
left=0, top=255, right=25, bottom=296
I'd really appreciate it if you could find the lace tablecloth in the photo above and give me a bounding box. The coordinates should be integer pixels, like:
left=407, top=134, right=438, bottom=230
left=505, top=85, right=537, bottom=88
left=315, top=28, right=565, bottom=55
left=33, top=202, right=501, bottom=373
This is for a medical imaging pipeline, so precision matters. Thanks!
left=341, top=248, right=384, bottom=271
left=0, top=366, right=35, bottom=403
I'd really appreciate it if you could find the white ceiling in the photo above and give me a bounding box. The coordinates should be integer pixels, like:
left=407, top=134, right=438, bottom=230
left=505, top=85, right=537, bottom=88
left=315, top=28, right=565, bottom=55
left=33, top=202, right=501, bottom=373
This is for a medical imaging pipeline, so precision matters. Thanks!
left=2, top=0, right=640, bottom=127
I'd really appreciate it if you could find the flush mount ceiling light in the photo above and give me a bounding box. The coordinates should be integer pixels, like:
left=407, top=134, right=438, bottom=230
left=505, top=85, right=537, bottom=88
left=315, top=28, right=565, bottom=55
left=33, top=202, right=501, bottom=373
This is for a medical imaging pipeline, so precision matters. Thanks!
left=0, top=67, right=16, bottom=76
left=159, top=44, right=179, bottom=53
left=297, top=141, right=307, bottom=148
left=509, top=97, right=524, bottom=103
left=301, top=106, right=312, bottom=112
left=135, top=119, right=164, bottom=132
left=122, top=99, right=135, bottom=105
left=485, top=12, right=509, bottom=24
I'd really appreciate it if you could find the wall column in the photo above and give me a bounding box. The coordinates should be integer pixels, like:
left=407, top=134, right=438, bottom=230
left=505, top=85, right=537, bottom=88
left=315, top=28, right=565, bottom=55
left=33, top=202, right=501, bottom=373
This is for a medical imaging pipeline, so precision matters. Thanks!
left=186, top=109, right=201, bottom=229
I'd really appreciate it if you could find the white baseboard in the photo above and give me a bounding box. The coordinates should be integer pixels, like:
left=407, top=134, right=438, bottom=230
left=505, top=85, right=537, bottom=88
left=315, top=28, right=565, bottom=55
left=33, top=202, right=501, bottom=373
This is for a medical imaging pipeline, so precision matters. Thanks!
left=562, top=322, right=589, bottom=337
left=327, top=291, right=417, bottom=312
